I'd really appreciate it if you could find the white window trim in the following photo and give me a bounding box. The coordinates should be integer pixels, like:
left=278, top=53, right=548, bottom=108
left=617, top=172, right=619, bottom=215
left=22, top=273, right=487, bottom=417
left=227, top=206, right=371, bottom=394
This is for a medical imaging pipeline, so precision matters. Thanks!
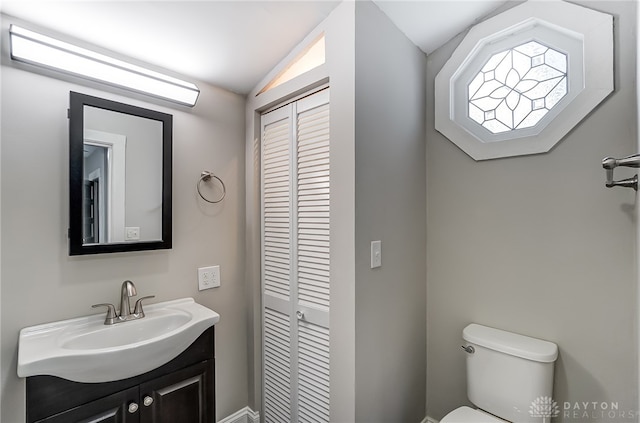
left=435, top=0, right=613, bottom=161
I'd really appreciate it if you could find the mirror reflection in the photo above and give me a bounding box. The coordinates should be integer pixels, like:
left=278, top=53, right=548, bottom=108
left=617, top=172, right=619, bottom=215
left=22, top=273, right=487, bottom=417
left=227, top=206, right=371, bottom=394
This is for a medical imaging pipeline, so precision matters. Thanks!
left=69, top=92, right=172, bottom=255
left=83, top=106, right=163, bottom=244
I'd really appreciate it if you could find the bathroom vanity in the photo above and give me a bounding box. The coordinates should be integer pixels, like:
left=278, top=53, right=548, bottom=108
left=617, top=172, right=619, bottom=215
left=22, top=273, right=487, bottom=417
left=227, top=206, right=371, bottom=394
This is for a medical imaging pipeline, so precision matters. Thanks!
left=17, top=297, right=220, bottom=423
left=26, top=327, right=214, bottom=423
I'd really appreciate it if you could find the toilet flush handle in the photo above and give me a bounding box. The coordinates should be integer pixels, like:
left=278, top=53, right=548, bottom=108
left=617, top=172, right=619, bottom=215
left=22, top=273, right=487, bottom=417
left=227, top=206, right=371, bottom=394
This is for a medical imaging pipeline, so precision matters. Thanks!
left=461, top=345, right=475, bottom=354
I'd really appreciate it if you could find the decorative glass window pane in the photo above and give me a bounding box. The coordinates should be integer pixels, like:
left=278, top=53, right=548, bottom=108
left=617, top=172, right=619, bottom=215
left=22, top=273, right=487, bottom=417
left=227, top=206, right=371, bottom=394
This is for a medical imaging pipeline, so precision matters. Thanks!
left=435, top=1, right=613, bottom=160
left=467, top=41, right=567, bottom=134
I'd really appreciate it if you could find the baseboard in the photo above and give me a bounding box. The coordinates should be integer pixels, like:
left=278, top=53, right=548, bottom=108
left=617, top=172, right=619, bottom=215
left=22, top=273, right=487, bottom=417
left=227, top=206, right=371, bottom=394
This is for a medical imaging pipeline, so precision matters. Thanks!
left=218, top=406, right=260, bottom=423
left=247, top=408, right=260, bottom=423
left=223, top=408, right=431, bottom=423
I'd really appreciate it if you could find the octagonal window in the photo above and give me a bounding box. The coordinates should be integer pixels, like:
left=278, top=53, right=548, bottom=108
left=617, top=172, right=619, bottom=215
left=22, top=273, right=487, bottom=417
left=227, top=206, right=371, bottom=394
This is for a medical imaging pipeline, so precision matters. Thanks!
left=434, top=1, right=613, bottom=160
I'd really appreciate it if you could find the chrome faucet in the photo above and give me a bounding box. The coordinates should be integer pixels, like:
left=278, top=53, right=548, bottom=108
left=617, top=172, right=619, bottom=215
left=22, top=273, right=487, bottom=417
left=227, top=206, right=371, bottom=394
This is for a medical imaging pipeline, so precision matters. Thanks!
left=119, top=280, right=137, bottom=319
left=92, top=280, right=155, bottom=325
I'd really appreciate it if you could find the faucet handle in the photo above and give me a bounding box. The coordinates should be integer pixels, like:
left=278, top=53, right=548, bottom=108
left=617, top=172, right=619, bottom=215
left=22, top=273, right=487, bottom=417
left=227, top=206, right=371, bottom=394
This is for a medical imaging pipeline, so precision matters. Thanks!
left=92, top=303, right=118, bottom=325
left=133, top=296, right=155, bottom=316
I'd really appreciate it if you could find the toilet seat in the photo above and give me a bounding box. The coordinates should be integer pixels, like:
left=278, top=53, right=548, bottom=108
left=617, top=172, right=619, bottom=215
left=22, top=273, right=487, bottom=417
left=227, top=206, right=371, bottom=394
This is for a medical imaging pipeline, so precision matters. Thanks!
left=440, top=406, right=507, bottom=423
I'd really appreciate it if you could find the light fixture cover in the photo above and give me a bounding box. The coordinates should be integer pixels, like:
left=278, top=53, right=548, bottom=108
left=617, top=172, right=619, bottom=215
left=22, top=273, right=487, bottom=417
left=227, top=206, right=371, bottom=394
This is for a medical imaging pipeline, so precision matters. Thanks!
left=9, top=25, right=200, bottom=107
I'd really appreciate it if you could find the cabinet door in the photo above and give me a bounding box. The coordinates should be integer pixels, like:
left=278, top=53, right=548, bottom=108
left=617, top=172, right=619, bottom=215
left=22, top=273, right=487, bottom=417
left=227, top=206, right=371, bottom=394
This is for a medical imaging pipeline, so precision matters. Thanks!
left=139, top=360, right=214, bottom=423
left=35, top=387, right=139, bottom=423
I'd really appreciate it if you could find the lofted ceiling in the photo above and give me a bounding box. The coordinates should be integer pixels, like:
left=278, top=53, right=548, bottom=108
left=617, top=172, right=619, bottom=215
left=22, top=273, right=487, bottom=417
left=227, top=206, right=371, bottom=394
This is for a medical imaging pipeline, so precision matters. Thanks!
left=1, top=0, right=507, bottom=95
left=374, top=0, right=507, bottom=54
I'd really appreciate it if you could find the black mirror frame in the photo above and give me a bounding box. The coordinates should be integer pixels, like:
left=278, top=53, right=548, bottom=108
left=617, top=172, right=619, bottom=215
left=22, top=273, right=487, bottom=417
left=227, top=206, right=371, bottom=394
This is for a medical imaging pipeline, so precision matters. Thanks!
left=68, top=92, right=172, bottom=255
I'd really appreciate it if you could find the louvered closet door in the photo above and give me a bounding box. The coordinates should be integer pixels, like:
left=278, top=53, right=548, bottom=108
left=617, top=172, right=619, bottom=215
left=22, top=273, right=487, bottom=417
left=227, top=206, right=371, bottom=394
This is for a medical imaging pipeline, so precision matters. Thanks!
left=261, top=88, right=330, bottom=423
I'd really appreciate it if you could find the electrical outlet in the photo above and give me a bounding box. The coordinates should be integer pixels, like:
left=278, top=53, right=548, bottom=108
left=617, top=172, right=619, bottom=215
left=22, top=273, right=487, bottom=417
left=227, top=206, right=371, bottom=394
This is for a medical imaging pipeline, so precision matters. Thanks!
left=125, top=227, right=140, bottom=241
left=198, top=265, right=221, bottom=291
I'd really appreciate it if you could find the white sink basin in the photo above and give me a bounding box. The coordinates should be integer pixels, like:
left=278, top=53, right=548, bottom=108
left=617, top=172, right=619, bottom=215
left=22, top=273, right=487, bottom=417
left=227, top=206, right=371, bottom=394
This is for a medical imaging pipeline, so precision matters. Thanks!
left=17, top=298, right=220, bottom=383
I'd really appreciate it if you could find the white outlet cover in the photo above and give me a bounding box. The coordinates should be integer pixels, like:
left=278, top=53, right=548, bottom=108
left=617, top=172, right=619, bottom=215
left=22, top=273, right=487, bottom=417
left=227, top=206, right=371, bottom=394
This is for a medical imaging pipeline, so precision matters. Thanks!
left=210, top=265, right=221, bottom=288
left=198, top=266, right=214, bottom=291
left=198, top=265, right=220, bottom=291
left=125, top=227, right=140, bottom=241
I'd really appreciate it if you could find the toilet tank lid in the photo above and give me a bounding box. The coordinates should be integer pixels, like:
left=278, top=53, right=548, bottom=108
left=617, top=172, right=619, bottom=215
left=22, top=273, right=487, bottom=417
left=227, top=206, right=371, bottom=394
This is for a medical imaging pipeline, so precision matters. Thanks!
left=463, top=324, right=558, bottom=363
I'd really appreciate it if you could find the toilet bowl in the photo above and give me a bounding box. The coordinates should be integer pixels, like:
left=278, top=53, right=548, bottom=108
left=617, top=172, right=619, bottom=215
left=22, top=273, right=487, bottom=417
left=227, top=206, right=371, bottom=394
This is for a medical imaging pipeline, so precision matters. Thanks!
left=441, top=406, right=505, bottom=423
left=440, top=324, right=558, bottom=423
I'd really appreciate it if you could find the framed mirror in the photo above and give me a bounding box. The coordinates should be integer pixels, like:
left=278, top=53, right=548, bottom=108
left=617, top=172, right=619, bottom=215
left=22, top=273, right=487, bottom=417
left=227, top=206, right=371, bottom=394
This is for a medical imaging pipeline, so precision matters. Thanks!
left=68, top=92, right=172, bottom=255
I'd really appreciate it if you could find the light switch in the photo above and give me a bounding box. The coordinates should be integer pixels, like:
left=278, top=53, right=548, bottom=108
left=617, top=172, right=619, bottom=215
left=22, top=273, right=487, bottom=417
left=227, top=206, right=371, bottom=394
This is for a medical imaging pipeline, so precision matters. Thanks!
left=371, top=240, right=381, bottom=269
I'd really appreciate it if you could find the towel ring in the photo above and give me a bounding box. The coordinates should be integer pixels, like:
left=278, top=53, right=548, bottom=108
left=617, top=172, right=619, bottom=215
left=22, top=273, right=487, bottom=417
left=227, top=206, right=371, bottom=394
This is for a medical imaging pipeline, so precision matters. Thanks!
left=197, top=171, right=226, bottom=203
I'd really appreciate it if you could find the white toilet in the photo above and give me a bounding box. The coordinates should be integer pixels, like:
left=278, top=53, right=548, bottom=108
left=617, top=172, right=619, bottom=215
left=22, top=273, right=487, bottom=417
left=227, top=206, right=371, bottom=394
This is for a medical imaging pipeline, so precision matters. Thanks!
left=441, top=323, right=559, bottom=423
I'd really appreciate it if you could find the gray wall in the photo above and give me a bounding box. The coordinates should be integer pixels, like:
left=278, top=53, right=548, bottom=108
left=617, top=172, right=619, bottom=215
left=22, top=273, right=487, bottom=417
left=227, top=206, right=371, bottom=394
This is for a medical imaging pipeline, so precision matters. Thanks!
left=425, top=1, right=638, bottom=421
left=354, top=2, right=426, bottom=421
left=1, top=41, right=248, bottom=422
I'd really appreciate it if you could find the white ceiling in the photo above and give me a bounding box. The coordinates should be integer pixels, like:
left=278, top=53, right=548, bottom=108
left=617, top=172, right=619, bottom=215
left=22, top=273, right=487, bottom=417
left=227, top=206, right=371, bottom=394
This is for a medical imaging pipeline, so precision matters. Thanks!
left=374, top=0, right=507, bottom=54
left=1, top=0, right=507, bottom=95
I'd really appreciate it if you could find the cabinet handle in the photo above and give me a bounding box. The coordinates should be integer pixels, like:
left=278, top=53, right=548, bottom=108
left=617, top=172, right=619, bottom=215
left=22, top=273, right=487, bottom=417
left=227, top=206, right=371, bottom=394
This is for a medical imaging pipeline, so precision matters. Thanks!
left=143, top=396, right=154, bottom=407
left=128, top=402, right=139, bottom=413
left=296, top=310, right=305, bottom=320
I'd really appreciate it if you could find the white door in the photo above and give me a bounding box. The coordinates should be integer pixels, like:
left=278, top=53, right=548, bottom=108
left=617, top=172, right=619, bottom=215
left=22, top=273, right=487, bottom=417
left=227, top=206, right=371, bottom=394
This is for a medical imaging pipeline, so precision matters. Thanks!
left=261, top=88, right=330, bottom=423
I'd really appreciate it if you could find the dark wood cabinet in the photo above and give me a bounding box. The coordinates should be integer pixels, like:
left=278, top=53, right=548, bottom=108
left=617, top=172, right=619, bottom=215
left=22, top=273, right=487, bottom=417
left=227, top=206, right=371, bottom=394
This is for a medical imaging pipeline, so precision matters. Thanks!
left=35, top=387, right=139, bottom=423
left=26, top=327, right=215, bottom=423
left=139, top=360, right=213, bottom=423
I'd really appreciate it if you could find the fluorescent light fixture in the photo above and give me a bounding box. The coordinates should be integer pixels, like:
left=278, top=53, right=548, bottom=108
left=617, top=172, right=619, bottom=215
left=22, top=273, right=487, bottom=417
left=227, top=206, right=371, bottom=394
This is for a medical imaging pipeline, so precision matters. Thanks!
left=9, top=25, right=200, bottom=106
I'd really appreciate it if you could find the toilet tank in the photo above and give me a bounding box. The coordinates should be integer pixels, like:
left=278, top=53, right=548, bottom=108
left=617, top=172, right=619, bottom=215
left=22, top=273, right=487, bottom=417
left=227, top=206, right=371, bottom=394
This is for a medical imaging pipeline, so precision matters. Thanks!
left=463, top=324, right=558, bottom=423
